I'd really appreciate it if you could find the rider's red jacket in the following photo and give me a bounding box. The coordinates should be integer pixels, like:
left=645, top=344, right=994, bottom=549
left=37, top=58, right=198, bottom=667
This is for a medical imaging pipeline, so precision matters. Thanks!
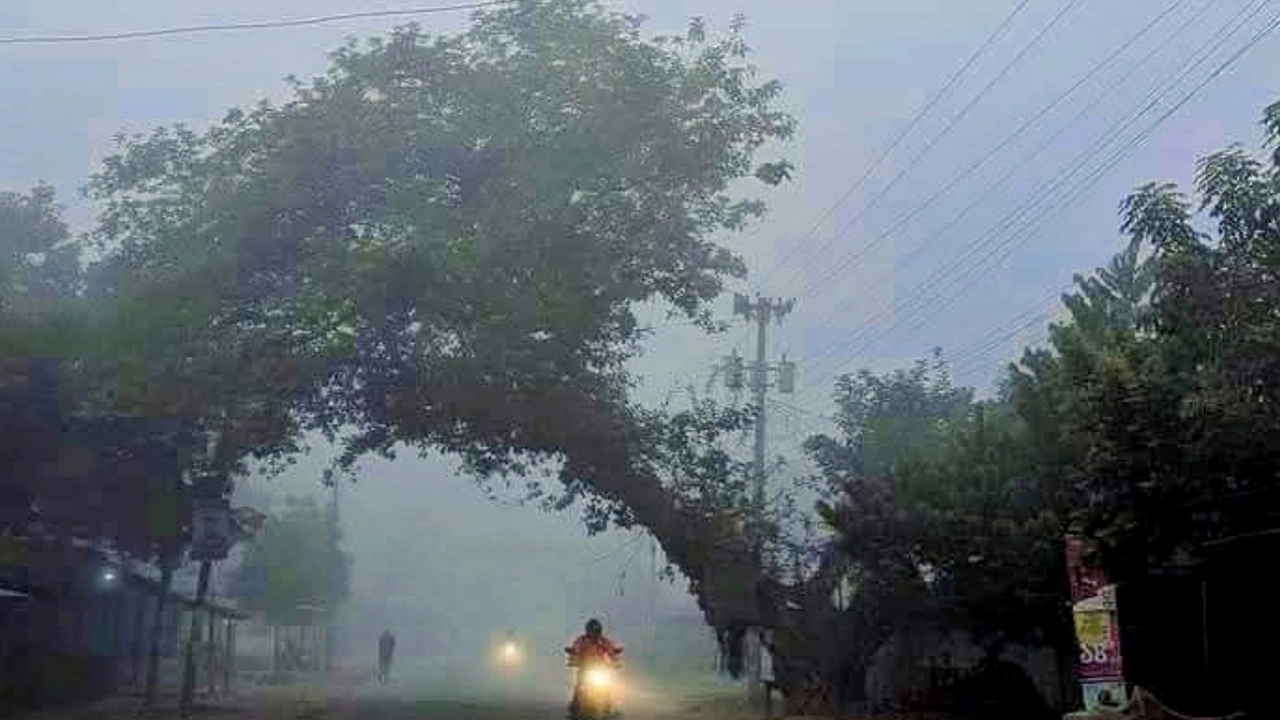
left=565, top=634, right=622, bottom=665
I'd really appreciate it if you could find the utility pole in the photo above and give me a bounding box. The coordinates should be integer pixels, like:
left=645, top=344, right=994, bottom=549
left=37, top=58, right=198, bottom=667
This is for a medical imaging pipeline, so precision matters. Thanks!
left=182, top=427, right=234, bottom=719
left=648, top=536, right=658, bottom=671
left=720, top=293, right=796, bottom=705
left=325, top=478, right=341, bottom=671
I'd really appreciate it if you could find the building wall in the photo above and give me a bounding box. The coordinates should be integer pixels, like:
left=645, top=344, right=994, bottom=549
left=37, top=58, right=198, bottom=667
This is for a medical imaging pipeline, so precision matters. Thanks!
left=0, top=576, right=188, bottom=714
left=864, top=629, right=1071, bottom=712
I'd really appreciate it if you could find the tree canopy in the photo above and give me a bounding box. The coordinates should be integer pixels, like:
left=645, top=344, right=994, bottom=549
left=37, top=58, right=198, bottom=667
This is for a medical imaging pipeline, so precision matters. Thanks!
left=805, top=353, right=1070, bottom=657
left=1001, top=99, right=1280, bottom=579
left=85, top=1, right=792, bottom=472
left=76, top=1, right=794, bottom=637
left=0, top=186, right=191, bottom=562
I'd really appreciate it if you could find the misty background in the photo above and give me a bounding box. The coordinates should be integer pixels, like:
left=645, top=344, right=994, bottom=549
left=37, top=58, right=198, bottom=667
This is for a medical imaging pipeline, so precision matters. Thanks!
left=3, top=0, right=1276, bottom=679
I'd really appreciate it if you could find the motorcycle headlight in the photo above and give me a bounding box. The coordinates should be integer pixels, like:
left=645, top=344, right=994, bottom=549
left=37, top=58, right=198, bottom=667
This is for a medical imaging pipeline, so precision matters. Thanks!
left=585, top=667, right=612, bottom=688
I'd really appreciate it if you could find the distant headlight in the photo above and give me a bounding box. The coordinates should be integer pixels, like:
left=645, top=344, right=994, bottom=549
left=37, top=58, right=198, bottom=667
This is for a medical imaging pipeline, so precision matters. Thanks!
left=498, top=642, right=523, bottom=665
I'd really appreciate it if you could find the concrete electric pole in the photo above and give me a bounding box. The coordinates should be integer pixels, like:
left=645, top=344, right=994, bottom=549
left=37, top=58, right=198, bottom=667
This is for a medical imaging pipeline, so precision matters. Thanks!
left=720, top=293, right=796, bottom=704
left=325, top=479, right=340, bottom=669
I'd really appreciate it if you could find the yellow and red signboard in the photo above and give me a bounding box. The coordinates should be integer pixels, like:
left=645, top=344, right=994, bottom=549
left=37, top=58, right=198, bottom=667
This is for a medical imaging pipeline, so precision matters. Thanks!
left=1074, top=609, right=1123, bottom=680
left=1065, top=534, right=1126, bottom=711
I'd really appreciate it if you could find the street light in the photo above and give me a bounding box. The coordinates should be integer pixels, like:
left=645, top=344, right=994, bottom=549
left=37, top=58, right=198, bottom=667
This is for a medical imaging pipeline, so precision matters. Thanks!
left=99, top=565, right=120, bottom=590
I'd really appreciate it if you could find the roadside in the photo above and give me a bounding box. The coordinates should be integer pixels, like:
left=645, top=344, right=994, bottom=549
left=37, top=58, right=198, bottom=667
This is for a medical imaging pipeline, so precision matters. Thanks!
left=8, top=659, right=972, bottom=720
left=635, top=671, right=758, bottom=720
left=669, top=681, right=961, bottom=720
left=11, top=666, right=368, bottom=720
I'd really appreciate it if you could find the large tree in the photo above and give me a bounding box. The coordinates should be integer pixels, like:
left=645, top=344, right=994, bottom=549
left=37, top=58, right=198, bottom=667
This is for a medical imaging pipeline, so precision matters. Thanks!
left=1003, top=99, right=1280, bottom=581
left=231, top=495, right=348, bottom=626
left=0, top=185, right=83, bottom=528
left=230, top=495, right=345, bottom=673
left=0, top=184, right=214, bottom=705
left=799, top=352, right=1073, bottom=709
left=85, top=0, right=794, bottom=674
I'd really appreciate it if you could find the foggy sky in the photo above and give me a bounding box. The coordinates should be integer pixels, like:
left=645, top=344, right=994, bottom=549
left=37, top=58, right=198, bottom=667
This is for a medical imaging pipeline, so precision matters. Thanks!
left=3, top=0, right=1275, bottom=651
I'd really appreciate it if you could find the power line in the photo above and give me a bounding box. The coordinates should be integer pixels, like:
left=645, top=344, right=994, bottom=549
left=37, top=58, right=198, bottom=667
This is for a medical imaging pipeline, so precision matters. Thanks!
left=772, top=0, right=1082, bottom=297
left=813, top=4, right=1280, bottom=395
left=766, top=400, right=829, bottom=440
left=614, top=537, right=648, bottom=597
left=946, top=296, right=1066, bottom=378
left=945, top=283, right=1070, bottom=369
left=794, top=0, right=1214, bottom=370
left=0, top=0, right=509, bottom=45
left=755, top=0, right=1034, bottom=291
left=951, top=325, right=1051, bottom=379
left=798, top=0, right=1271, bottom=393
left=587, top=532, right=647, bottom=566
left=619, top=537, right=647, bottom=575
left=790, top=0, right=1191, bottom=307
left=855, top=0, right=1280, bottom=369
left=769, top=398, right=837, bottom=426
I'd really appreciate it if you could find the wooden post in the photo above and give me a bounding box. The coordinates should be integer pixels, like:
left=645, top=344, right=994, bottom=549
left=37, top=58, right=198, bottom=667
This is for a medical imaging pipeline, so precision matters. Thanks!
left=77, top=597, right=88, bottom=656
left=130, top=591, right=147, bottom=689
left=206, top=610, right=217, bottom=697
left=145, top=559, right=177, bottom=706
left=1201, top=577, right=1210, bottom=675
left=111, top=591, right=123, bottom=685
left=223, top=620, right=234, bottom=695
left=179, top=560, right=212, bottom=718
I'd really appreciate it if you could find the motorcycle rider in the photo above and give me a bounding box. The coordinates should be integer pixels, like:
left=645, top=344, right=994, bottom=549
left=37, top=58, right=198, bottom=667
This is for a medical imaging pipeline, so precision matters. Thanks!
left=565, top=619, right=622, bottom=718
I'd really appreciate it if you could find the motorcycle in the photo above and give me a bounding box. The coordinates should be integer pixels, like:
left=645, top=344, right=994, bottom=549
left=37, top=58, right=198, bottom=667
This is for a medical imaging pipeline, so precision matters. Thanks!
left=565, top=647, right=623, bottom=720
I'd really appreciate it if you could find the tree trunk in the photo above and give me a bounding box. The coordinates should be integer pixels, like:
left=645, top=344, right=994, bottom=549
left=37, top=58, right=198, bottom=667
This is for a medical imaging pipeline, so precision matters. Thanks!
left=223, top=621, right=235, bottom=695
left=145, top=556, right=177, bottom=706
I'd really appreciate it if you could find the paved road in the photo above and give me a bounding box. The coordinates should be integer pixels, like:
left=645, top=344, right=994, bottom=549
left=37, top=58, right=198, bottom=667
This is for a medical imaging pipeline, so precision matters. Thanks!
left=306, top=656, right=743, bottom=720
left=14, top=656, right=745, bottom=720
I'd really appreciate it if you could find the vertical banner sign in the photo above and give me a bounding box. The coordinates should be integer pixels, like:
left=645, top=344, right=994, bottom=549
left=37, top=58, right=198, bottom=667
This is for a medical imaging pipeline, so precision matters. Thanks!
left=191, top=499, right=234, bottom=562
left=1065, top=534, right=1107, bottom=602
left=1064, top=534, right=1127, bottom=711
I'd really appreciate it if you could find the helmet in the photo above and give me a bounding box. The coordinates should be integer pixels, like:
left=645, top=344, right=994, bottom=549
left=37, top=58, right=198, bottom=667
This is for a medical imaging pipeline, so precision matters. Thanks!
left=585, top=618, right=603, bottom=637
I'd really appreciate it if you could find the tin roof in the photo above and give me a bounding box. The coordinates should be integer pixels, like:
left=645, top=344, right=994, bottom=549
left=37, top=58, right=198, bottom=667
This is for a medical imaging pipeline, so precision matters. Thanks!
left=0, top=534, right=248, bottom=619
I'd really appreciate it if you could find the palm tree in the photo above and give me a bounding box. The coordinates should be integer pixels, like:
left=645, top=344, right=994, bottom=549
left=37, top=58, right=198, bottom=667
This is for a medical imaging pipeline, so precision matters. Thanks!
left=1060, top=242, right=1158, bottom=352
